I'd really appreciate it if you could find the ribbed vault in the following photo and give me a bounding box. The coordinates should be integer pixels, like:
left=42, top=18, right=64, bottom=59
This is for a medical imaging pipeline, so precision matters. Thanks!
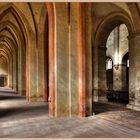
left=0, top=3, right=48, bottom=99
left=0, top=5, right=27, bottom=95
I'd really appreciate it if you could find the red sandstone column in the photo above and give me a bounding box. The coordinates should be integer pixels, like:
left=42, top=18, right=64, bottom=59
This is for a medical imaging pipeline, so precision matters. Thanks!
left=43, top=21, right=47, bottom=102
left=26, top=36, right=29, bottom=101
left=46, top=3, right=55, bottom=117
left=78, top=3, right=86, bottom=117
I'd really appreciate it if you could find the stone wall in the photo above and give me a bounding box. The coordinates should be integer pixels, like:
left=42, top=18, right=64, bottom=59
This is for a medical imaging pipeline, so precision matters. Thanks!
left=106, top=24, right=129, bottom=91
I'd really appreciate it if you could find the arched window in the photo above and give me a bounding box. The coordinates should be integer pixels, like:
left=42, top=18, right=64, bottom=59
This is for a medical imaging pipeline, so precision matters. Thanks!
left=106, top=58, right=113, bottom=70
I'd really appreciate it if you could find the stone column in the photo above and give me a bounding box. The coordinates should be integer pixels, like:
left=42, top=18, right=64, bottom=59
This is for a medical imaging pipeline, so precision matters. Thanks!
left=122, top=64, right=128, bottom=91
left=98, top=46, right=107, bottom=102
left=54, top=3, right=70, bottom=117
left=27, top=34, right=37, bottom=102
left=70, top=3, right=80, bottom=116
left=84, top=3, right=92, bottom=116
left=93, top=44, right=98, bottom=102
left=47, top=3, right=92, bottom=117
left=127, top=34, right=140, bottom=111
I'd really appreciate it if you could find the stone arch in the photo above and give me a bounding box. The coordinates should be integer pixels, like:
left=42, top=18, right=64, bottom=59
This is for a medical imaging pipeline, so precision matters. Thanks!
left=95, top=11, right=134, bottom=47
left=0, top=25, right=19, bottom=91
left=0, top=12, right=25, bottom=94
left=0, top=4, right=36, bottom=100
left=93, top=11, right=134, bottom=102
left=0, top=38, right=17, bottom=90
left=0, top=52, right=8, bottom=87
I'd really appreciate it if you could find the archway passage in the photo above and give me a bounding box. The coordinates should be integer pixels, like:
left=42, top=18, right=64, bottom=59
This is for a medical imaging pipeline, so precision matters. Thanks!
left=0, top=6, right=26, bottom=94
left=92, top=5, right=134, bottom=114
left=106, top=24, right=129, bottom=105
left=0, top=3, right=50, bottom=119
left=0, top=55, right=8, bottom=87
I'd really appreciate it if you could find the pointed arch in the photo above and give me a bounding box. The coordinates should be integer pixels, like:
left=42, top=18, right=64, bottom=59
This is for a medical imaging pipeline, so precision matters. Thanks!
left=0, top=5, right=34, bottom=97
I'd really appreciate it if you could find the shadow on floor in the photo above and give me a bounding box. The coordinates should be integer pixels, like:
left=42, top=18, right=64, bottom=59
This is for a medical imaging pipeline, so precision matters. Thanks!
left=0, top=92, right=48, bottom=119
left=0, top=104, right=48, bottom=118
left=93, top=102, right=127, bottom=114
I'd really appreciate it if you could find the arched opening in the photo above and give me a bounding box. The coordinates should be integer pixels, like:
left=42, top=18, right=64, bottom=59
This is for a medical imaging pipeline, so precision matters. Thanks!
left=0, top=17, right=26, bottom=94
left=0, top=3, right=54, bottom=119
left=106, top=24, right=129, bottom=105
left=0, top=54, right=8, bottom=87
left=93, top=12, right=134, bottom=114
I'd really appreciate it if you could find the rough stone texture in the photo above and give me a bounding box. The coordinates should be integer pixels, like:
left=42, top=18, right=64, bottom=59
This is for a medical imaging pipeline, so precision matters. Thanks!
left=54, top=3, right=69, bottom=117
left=1, top=2, right=140, bottom=118
left=113, top=65, right=123, bottom=91
left=127, top=35, right=140, bottom=111
left=106, top=24, right=128, bottom=91
left=98, top=47, right=107, bottom=102
left=84, top=3, right=93, bottom=116
left=36, top=4, right=48, bottom=101
left=70, top=3, right=79, bottom=116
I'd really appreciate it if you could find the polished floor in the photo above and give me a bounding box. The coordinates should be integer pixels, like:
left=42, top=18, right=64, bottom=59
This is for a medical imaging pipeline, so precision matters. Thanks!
left=0, top=91, right=140, bottom=138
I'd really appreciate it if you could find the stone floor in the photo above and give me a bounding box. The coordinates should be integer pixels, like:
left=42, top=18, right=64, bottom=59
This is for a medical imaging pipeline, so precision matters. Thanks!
left=0, top=91, right=140, bottom=138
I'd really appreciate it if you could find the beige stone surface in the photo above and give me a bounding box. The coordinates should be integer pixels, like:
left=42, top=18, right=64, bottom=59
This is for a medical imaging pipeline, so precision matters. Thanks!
left=0, top=2, right=140, bottom=117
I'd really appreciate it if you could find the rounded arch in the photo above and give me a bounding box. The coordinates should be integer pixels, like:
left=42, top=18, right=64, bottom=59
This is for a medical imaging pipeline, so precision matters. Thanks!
left=95, top=11, right=134, bottom=48
left=93, top=10, right=134, bottom=103
left=0, top=53, right=8, bottom=87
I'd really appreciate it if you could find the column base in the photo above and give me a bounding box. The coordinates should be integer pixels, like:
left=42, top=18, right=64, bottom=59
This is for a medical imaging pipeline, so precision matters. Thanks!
left=127, top=104, right=140, bottom=111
